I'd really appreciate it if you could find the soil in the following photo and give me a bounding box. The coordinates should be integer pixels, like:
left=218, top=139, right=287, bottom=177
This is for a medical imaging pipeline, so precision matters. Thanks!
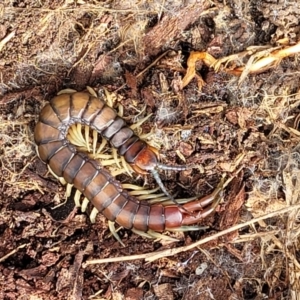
left=1, top=0, right=300, bottom=299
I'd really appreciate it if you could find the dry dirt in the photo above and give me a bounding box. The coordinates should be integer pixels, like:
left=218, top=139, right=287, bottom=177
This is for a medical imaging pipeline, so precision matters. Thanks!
left=1, top=0, right=300, bottom=299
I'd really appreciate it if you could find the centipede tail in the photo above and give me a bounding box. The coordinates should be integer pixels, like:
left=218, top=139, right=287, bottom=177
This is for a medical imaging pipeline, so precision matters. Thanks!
left=34, top=90, right=224, bottom=238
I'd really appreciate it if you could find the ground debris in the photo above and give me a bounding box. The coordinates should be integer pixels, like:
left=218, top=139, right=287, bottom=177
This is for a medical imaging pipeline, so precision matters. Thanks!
left=1, top=0, right=300, bottom=299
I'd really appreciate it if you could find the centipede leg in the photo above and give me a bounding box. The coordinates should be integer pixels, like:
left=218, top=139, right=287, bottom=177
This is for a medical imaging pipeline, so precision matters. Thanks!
left=108, top=221, right=126, bottom=247
left=180, top=177, right=225, bottom=225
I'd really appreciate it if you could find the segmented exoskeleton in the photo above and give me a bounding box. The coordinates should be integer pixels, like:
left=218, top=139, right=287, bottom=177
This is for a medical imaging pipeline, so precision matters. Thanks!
left=34, top=90, right=224, bottom=240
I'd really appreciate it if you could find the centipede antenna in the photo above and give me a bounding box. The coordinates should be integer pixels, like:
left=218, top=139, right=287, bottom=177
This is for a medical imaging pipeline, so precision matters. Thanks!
left=151, top=169, right=193, bottom=215
left=157, top=163, right=193, bottom=171
left=151, top=169, right=173, bottom=199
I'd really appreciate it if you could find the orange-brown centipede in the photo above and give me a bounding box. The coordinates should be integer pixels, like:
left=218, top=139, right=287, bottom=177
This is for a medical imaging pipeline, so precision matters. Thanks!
left=34, top=90, right=224, bottom=236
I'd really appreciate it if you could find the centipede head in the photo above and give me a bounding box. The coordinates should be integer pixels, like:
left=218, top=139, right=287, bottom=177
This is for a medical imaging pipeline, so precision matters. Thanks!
left=130, top=145, right=159, bottom=174
left=131, top=144, right=190, bottom=175
left=130, top=145, right=193, bottom=213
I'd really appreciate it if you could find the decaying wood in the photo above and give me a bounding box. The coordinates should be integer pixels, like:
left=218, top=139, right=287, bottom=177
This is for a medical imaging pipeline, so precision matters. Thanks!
left=141, top=0, right=211, bottom=57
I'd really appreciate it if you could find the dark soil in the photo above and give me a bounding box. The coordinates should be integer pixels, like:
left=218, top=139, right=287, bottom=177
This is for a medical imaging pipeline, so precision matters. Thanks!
left=1, top=1, right=300, bottom=299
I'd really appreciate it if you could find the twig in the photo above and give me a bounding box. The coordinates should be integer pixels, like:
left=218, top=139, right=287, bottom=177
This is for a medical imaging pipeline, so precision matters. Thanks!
left=0, top=31, right=15, bottom=52
left=0, top=243, right=29, bottom=263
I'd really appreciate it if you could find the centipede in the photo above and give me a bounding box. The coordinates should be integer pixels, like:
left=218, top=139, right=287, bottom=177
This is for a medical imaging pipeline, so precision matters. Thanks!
left=34, top=88, right=224, bottom=242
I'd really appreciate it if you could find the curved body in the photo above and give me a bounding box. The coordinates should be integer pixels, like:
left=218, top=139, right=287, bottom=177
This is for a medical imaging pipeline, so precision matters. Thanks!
left=34, top=91, right=222, bottom=232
